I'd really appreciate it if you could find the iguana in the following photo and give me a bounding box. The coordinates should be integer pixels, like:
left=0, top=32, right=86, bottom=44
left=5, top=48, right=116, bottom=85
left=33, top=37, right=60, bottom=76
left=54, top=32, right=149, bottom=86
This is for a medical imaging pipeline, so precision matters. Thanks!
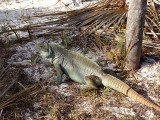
left=35, top=42, right=160, bottom=111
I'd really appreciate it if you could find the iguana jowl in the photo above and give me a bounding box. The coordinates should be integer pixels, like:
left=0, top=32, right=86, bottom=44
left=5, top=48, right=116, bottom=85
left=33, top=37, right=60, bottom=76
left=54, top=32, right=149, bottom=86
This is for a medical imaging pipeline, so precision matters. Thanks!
left=35, top=42, right=160, bottom=111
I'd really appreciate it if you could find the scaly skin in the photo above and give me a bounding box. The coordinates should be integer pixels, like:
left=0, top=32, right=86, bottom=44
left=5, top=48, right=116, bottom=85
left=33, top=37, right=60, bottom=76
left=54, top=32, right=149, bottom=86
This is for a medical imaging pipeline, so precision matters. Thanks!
left=35, top=42, right=160, bottom=111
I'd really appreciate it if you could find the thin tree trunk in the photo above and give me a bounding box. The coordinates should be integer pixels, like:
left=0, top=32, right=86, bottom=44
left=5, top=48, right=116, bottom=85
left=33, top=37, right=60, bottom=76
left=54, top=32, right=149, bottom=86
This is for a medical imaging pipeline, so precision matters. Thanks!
left=125, top=0, right=147, bottom=70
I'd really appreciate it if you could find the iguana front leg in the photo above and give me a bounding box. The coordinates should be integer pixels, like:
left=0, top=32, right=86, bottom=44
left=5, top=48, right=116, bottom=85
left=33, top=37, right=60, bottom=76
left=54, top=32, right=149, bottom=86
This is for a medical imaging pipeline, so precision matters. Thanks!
left=85, top=75, right=102, bottom=89
left=54, top=64, right=63, bottom=84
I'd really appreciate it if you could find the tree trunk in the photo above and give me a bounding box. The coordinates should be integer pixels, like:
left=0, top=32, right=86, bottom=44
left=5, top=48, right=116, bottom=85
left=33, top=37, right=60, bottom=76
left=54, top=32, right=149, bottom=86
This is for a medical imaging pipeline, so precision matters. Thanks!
left=125, top=0, right=147, bottom=70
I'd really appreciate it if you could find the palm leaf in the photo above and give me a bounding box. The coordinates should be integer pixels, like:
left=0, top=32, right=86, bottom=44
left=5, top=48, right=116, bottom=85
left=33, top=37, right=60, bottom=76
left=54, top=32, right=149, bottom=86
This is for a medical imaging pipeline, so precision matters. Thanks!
left=0, top=0, right=159, bottom=40
left=0, top=83, right=46, bottom=109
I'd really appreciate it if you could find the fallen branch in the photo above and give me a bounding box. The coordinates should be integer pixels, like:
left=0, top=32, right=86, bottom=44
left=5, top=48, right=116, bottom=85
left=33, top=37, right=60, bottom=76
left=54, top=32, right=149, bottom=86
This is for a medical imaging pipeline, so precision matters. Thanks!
left=0, top=26, right=74, bottom=34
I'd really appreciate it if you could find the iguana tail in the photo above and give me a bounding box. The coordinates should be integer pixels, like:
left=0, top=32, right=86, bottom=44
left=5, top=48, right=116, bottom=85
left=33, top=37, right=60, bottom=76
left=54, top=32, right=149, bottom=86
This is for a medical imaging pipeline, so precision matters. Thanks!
left=102, top=74, right=160, bottom=111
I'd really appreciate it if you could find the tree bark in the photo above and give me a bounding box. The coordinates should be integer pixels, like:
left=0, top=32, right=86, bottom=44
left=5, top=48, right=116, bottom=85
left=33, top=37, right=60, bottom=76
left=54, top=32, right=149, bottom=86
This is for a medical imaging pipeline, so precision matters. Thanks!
left=125, top=0, right=147, bottom=70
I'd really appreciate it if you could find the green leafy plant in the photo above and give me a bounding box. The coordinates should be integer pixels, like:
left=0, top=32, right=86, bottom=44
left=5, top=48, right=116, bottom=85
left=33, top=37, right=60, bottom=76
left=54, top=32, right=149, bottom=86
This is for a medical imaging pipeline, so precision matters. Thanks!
left=9, top=25, right=21, bottom=42
left=60, top=31, right=70, bottom=49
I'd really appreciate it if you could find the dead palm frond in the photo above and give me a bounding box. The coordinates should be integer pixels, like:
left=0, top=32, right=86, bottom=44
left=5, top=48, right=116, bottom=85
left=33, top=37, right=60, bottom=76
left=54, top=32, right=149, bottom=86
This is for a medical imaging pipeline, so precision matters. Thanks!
left=143, top=40, right=160, bottom=49
left=0, top=0, right=127, bottom=36
left=31, top=0, right=159, bottom=38
left=33, top=0, right=128, bottom=36
left=0, top=0, right=159, bottom=41
left=145, top=2, right=160, bottom=40
left=41, top=0, right=160, bottom=38
left=0, top=82, right=46, bottom=110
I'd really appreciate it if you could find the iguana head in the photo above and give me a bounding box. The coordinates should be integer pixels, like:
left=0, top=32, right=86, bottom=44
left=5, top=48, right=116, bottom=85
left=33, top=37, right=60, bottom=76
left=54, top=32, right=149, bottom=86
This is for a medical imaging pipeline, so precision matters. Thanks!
left=34, top=42, right=55, bottom=60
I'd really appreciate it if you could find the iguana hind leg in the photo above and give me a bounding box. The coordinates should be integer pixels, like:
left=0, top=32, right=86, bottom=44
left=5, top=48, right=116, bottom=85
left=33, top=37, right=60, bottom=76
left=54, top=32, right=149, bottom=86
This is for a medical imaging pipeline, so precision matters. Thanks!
left=85, top=75, right=102, bottom=89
